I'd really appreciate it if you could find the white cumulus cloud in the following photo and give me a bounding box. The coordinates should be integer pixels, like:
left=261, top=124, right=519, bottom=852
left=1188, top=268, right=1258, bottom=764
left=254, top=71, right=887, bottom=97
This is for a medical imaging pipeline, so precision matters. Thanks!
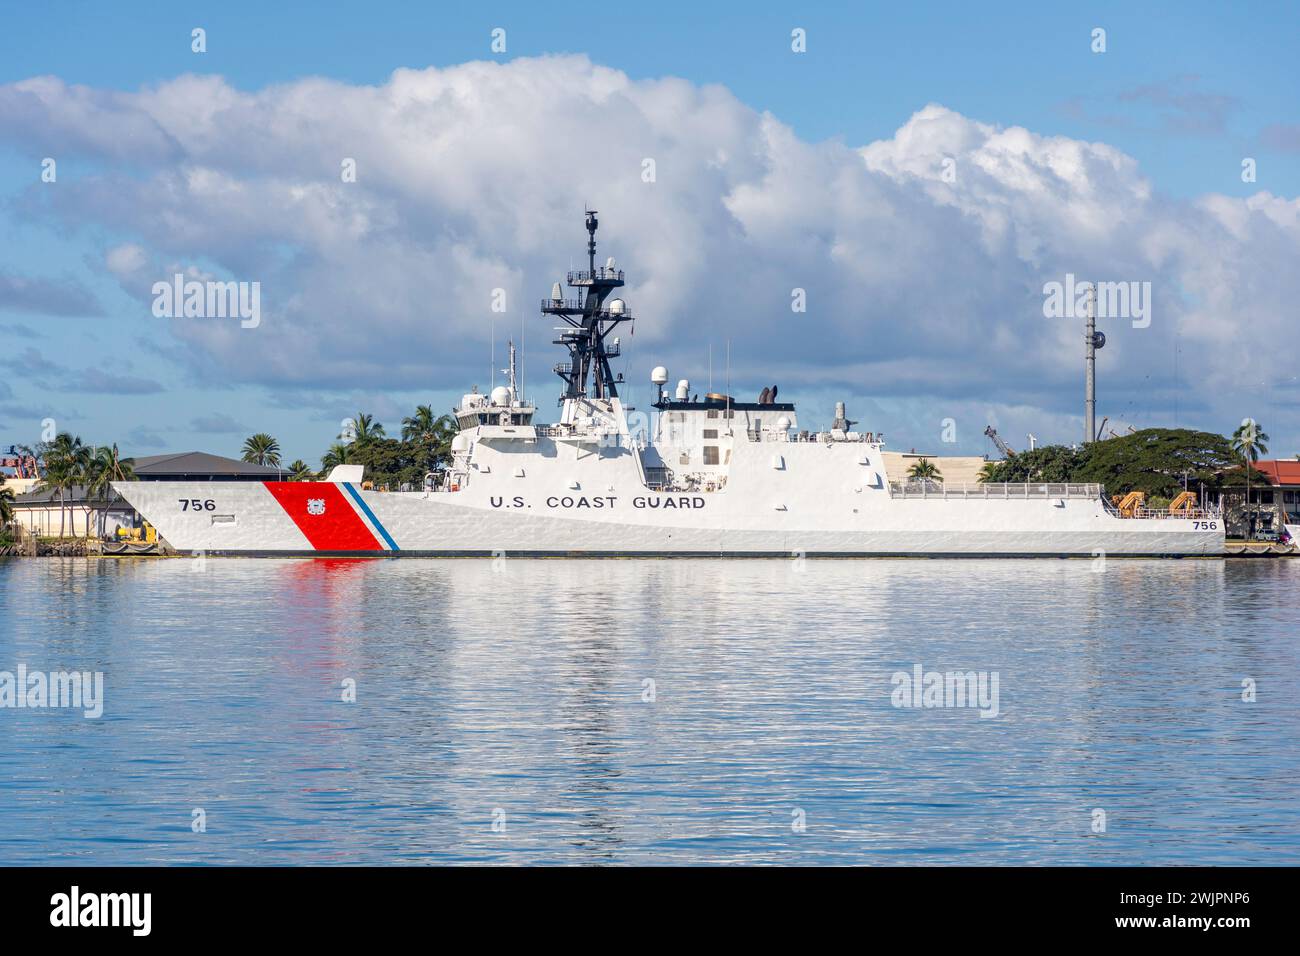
left=1, top=56, right=1295, bottom=448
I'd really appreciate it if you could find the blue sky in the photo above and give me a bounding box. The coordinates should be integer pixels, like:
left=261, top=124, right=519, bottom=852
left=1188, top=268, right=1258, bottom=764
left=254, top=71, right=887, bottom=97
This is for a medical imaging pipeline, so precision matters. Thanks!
left=1, top=0, right=1297, bottom=464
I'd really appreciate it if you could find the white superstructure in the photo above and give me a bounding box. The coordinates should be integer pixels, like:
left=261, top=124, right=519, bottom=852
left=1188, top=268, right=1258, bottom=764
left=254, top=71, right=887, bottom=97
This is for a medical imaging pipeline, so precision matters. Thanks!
left=115, top=213, right=1224, bottom=557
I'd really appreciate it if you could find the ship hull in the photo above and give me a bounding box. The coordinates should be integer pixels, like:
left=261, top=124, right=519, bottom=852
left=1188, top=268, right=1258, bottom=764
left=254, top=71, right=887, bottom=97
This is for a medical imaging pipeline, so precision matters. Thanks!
left=112, top=479, right=1225, bottom=558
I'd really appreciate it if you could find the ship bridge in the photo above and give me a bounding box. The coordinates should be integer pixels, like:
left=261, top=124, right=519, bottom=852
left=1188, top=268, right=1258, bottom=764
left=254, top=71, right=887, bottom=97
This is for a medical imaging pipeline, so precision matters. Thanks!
left=653, top=396, right=795, bottom=435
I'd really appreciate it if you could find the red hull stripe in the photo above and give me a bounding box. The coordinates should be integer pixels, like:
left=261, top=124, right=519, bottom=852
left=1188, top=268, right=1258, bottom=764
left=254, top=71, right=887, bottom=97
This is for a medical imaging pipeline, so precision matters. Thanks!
left=264, top=482, right=382, bottom=552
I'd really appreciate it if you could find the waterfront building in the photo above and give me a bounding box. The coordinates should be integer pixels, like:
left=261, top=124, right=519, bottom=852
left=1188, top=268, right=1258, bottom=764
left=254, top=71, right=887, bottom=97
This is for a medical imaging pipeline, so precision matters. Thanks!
left=1220, top=459, right=1300, bottom=539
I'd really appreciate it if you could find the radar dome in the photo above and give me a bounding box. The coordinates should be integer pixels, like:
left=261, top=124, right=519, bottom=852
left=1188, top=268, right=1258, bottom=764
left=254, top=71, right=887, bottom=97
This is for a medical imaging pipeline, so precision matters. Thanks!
left=651, top=366, right=669, bottom=385
left=608, top=298, right=626, bottom=315
left=550, top=282, right=563, bottom=302
left=675, top=379, right=690, bottom=401
left=776, top=415, right=792, bottom=431
left=490, top=386, right=511, bottom=406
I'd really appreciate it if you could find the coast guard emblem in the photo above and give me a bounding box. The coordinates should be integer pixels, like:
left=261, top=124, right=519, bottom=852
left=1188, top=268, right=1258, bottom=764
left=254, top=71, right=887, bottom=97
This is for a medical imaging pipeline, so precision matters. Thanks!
left=307, top=498, right=326, bottom=516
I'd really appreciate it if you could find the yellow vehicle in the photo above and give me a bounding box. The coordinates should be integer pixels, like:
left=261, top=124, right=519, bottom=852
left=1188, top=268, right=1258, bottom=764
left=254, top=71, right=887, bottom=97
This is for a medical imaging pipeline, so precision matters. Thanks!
left=116, top=520, right=157, bottom=544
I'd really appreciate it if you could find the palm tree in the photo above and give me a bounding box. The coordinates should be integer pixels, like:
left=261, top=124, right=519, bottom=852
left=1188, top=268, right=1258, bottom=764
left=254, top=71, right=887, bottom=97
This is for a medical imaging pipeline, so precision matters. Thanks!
left=320, top=442, right=353, bottom=472
left=241, top=433, right=282, bottom=467
left=288, top=459, right=315, bottom=481
left=36, top=456, right=67, bottom=537
left=1231, top=418, right=1270, bottom=538
left=0, top=485, right=15, bottom=530
left=79, top=454, right=103, bottom=539
left=347, top=413, right=385, bottom=445
left=977, top=461, right=999, bottom=483
left=401, top=405, right=437, bottom=442
left=38, top=433, right=87, bottom=537
left=62, top=441, right=95, bottom=538
left=98, top=444, right=135, bottom=483
left=85, top=445, right=136, bottom=537
left=402, top=406, right=457, bottom=473
left=907, top=458, right=942, bottom=482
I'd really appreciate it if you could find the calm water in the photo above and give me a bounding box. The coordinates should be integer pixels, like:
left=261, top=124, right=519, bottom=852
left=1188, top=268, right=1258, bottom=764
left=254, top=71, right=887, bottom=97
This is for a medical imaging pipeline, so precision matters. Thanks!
left=1, top=556, right=1297, bottom=866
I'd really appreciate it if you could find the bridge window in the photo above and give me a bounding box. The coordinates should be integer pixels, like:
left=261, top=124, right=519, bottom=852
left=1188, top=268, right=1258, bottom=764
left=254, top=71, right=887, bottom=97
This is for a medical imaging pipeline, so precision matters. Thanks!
left=703, top=446, right=719, bottom=465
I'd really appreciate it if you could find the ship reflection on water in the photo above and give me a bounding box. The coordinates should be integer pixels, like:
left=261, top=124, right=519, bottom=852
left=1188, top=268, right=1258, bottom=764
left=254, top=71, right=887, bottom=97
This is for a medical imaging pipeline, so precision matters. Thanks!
left=0, top=556, right=1297, bottom=865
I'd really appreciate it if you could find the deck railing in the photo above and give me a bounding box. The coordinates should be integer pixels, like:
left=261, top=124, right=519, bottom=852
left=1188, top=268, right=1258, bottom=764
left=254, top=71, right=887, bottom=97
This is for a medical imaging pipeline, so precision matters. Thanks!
left=888, top=481, right=1104, bottom=499
left=887, top=481, right=1220, bottom=518
left=567, top=268, right=624, bottom=283
left=1114, top=505, right=1219, bottom=520
left=746, top=430, right=881, bottom=443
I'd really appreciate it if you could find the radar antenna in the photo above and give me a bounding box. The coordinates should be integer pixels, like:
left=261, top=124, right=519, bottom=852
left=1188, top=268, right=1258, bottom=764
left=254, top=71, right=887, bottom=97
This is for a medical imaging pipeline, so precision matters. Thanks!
left=540, top=211, right=634, bottom=402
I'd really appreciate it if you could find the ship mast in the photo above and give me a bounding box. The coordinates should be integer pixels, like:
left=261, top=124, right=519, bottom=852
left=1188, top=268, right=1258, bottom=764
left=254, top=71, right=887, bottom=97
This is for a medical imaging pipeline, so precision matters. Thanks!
left=505, top=338, right=519, bottom=399
left=540, top=210, right=633, bottom=401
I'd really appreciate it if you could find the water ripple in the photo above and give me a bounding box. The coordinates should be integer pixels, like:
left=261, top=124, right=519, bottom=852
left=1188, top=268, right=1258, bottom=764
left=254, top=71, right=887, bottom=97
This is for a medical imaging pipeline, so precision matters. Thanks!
left=0, top=556, right=1296, bottom=865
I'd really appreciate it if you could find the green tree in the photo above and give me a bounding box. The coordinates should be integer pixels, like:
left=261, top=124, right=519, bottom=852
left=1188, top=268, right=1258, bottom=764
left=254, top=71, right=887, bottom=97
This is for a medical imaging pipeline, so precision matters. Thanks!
left=0, top=485, right=15, bottom=529
left=241, top=433, right=282, bottom=467
left=348, top=437, right=421, bottom=490
left=320, top=442, right=353, bottom=472
left=85, top=445, right=136, bottom=537
left=401, top=406, right=457, bottom=475
left=1077, top=428, right=1249, bottom=498
left=348, top=413, right=385, bottom=445
left=38, top=456, right=69, bottom=537
left=907, top=458, right=942, bottom=481
left=975, top=429, right=1247, bottom=499
left=980, top=444, right=1088, bottom=484
left=1230, top=419, right=1270, bottom=529
left=38, top=433, right=88, bottom=537
left=401, top=405, right=437, bottom=443
left=287, top=459, right=315, bottom=481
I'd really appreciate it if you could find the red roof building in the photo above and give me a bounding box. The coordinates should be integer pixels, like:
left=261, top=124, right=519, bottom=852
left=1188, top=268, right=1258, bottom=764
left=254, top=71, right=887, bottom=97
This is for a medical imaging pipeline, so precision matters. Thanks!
left=1247, top=459, right=1300, bottom=487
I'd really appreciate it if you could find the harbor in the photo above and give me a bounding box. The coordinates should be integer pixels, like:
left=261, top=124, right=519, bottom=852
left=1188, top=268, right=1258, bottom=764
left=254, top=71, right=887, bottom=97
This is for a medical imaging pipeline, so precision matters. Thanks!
left=5, top=219, right=1294, bottom=557
left=2, top=214, right=1268, bottom=560
left=4, top=419, right=1298, bottom=558
left=2, top=0, right=1299, bottom=930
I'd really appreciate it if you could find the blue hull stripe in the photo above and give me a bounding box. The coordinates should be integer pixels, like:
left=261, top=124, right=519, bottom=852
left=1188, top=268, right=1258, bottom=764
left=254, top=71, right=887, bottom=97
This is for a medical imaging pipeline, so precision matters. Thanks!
left=342, top=483, right=400, bottom=551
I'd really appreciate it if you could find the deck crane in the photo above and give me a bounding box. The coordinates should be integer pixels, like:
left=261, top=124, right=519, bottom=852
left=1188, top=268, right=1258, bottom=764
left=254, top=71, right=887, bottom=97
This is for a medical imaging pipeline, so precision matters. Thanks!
left=983, top=426, right=1015, bottom=458
left=2, top=445, right=40, bottom=479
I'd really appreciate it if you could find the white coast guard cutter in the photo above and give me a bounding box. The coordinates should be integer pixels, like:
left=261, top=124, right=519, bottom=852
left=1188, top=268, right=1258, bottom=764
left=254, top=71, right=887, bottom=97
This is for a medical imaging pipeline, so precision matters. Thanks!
left=115, top=213, right=1224, bottom=557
